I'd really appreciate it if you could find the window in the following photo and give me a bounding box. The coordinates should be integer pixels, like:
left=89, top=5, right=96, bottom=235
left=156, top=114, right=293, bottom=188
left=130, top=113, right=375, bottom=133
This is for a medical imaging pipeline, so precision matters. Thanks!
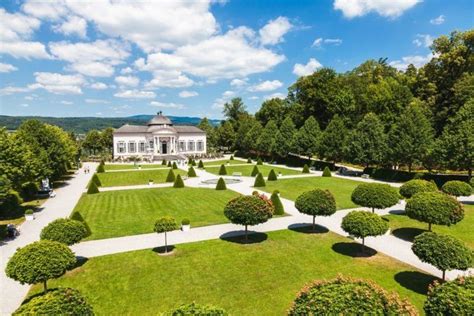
left=117, top=142, right=126, bottom=153
left=138, top=142, right=146, bottom=153
left=128, top=142, right=136, bottom=153
left=197, top=140, right=204, bottom=151
left=179, top=141, right=186, bottom=152
left=149, top=140, right=154, bottom=149
left=188, top=141, right=195, bottom=151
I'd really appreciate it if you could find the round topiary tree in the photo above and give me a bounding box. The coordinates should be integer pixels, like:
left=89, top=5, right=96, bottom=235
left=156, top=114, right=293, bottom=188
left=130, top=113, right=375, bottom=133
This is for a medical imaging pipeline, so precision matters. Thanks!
left=295, top=189, right=336, bottom=231
left=424, top=276, right=474, bottom=315
left=257, top=158, right=263, bottom=165
left=218, top=164, right=227, bottom=175
left=188, top=166, right=197, bottom=177
left=173, top=174, right=185, bottom=188
left=91, top=174, right=101, bottom=187
left=405, top=191, right=464, bottom=231
left=254, top=173, right=266, bottom=187
left=302, top=164, right=310, bottom=174
left=86, top=181, right=99, bottom=194
left=251, top=165, right=260, bottom=177
left=442, top=180, right=473, bottom=197
left=166, top=169, right=176, bottom=182
left=412, top=232, right=473, bottom=280
left=271, top=191, right=284, bottom=215
left=216, top=177, right=227, bottom=190
left=399, top=179, right=438, bottom=199
left=198, top=160, right=204, bottom=168
left=6, top=240, right=76, bottom=293
left=288, top=275, right=417, bottom=315
left=341, top=211, right=388, bottom=252
left=170, top=302, right=226, bottom=315
left=351, top=183, right=399, bottom=213
left=154, top=216, right=178, bottom=253
left=172, top=162, right=178, bottom=170
left=14, top=288, right=94, bottom=315
left=224, top=195, right=273, bottom=241
left=40, top=218, right=87, bottom=245
left=267, top=169, right=277, bottom=181
left=161, top=159, right=167, bottom=166
left=322, top=166, right=331, bottom=177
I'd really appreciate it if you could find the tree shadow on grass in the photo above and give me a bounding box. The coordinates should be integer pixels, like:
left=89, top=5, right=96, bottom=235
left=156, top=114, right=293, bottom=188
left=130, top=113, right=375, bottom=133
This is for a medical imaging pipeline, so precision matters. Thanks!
left=461, top=201, right=474, bottom=206
left=392, top=227, right=427, bottom=242
left=394, top=271, right=438, bottom=295
left=220, top=231, right=268, bottom=244
left=332, top=242, right=377, bottom=258
left=389, top=209, right=406, bottom=215
left=152, top=245, right=176, bottom=254
left=288, top=223, right=329, bottom=234
left=72, top=256, right=89, bottom=269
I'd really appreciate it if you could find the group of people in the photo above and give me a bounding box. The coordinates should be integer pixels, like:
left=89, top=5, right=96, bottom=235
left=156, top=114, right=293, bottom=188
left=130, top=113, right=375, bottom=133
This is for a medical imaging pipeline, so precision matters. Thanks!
left=83, top=166, right=91, bottom=174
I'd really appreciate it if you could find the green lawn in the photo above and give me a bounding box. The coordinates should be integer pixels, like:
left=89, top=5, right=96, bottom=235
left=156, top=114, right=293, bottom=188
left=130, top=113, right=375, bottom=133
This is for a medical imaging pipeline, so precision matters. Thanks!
left=105, top=164, right=167, bottom=171
left=72, top=187, right=240, bottom=240
left=30, top=229, right=434, bottom=315
left=96, top=168, right=187, bottom=187
left=383, top=204, right=474, bottom=248
left=202, top=159, right=248, bottom=166
left=205, top=164, right=301, bottom=177
left=262, top=176, right=360, bottom=210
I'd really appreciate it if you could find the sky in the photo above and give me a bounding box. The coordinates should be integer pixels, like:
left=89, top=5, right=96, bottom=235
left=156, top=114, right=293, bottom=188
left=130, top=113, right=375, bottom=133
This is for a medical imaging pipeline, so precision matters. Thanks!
left=0, top=0, right=472, bottom=119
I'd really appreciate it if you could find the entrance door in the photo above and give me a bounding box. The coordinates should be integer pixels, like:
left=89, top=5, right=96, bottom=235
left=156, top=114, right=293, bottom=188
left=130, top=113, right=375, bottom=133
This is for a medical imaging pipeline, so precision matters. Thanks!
left=161, top=142, right=167, bottom=154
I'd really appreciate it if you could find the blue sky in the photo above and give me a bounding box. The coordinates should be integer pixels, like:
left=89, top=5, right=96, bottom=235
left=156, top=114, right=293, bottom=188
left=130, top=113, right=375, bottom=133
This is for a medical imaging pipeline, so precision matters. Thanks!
left=0, top=0, right=472, bottom=119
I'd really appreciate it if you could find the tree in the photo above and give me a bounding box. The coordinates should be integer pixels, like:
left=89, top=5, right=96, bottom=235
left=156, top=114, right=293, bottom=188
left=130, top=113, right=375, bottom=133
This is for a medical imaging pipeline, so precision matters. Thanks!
left=256, top=120, right=278, bottom=156
left=170, top=303, right=226, bottom=316
left=224, top=195, right=273, bottom=241
left=216, top=177, right=227, bottom=190
left=172, top=162, right=178, bottom=169
left=270, top=191, right=284, bottom=215
left=253, top=173, right=266, bottom=187
left=87, top=182, right=99, bottom=194
left=6, top=240, right=76, bottom=293
left=322, top=167, right=331, bottom=177
left=223, top=97, right=247, bottom=123
left=341, top=211, right=389, bottom=252
left=218, top=164, right=227, bottom=175
left=295, top=189, right=336, bottom=231
left=293, top=116, right=320, bottom=159
left=216, top=121, right=236, bottom=150
left=100, top=127, right=114, bottom=153
left=198, top=118, right=217, bottom=150
left=96, top=162, right=105, bottom=173
left=424, top=276, right=474, bottom=315
left=267, top=169, right=277, bottom=181
left=166, top=169, right=175, bottom=182
left=275, top=117, right=296, bottom=158
left=198, top=160, right=204, bottom=168
left=91, top=174, right=101, bottom=187
left=351, top=183, right=399, bottom=213
left=346, top=113, right=387, bottom=168
left=405, top=191, right=464, bottom=231
left=0, top=175, right=12, bottom=206
left=318, top=115, right=348, bottom=163
left=442, top=180, right=473, bottom=197
left=288, top=275, right=417, bottom=315
left=82, top=130, right=103, bottom=155
left=154, top=216, right=178, bottom=253
left=173, top=175, right=185, bottom=188
left=399, top=179, right=438, bottom=199
left=40, top=218, right=87, bottom=245
left=412, top=232, right=473, bottom=280
left=255, top=97, right=287, bottom=126
left=234, top=114, right=259, bottom=152
left=188, top=166, right=197, bottom=177
left=241, top=121, right=262, bottom=153
left=302, top=164, right=310, bottom=173
left=251, top=165, right=260, bottom=177
left=14, top=288, right=94, bottom=315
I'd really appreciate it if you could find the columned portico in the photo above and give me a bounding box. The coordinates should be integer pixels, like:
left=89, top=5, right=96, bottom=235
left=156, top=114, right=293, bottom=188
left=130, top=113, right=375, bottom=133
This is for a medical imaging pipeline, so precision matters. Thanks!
left=154, top=135, right=177, bottom=155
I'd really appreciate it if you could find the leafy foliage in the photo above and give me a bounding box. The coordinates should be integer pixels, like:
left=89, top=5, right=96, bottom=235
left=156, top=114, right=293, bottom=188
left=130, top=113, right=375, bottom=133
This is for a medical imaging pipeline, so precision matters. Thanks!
left=187, top=166, right=197, bottom=177
left=172, top=162, right=178, bottom=170
left=318, top=114, right=348, bottom=163
left=162, top=159, right=167, bottom=166
left=322, top=167, right=331, bottom=177
left=270, top=191, right=284, bottom=215
left=198, top=160, right=204, bottom=168
left=169, top=302, right=227, bottom=316
left=253, top=173, right=266, bottom=187
left=91, top=174, right=101, bottom=187
left=341, top=211, right=388, bottom=244
left=224, top=195, right=273, bottom=228
left=424, top=276, right=474, bottom=315
left=295, top=189, right=336, bottom=222
left=166, top=169, right=176, bottom=182
left=154, top=216, right=178, bottom=234
left=251, top=165, right=260, bottom=177
left=293, top=116, right=320, bottom=158
left=96, top=163, right=105, bottom=173
left=40, top=218, right=87, bottom=245
left=87, top=182, right=99, bottom=194
left=302, top=164, right=310, bottom=174
left=173, top=175, right=185, bottom=188
left=215, top=177, right=227, bottom=190
left=399, top=179, right=438, bottom=199
left=257, top=158, right=263, bottom=165
left=218, top=164, right=227, bottom=175
left=351, top=183, right=399, bottom=212
left=267, top=169, right=277, bottom=181
left=442, top=180, right=472, bottom=197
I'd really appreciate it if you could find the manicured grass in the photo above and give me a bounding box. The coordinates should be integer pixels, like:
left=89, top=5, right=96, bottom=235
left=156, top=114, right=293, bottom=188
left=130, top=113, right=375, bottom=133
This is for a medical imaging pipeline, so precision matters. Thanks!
left=105, top=164, right=167, bottom=171
left=383, top=204, right=474, bottom=248
left=72, top=187, right=240, bottom=240
left=203, top=159, right=248, bottom=166
left=96, top=168, right=187, bottom=187
left=262, top=176, right=360, bottom=210
left=205, top=164, right=301, bottom=177
left=31, top=229, right=433, bottom=315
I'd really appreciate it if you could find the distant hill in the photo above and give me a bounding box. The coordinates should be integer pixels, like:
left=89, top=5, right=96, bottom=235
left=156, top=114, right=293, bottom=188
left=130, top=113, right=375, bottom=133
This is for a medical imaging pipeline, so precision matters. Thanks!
left=0, top=115, right=220, bottom=134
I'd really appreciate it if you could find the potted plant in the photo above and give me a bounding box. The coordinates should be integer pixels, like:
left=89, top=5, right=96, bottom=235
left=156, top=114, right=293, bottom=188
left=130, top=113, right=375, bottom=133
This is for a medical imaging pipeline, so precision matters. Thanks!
left=25, top=209, right=34, bottom=221
left=149, top=179, right=154, bottom=186
left=138, top=164, right=142, bottom=170
left=181, top=218, right=190, bottom=231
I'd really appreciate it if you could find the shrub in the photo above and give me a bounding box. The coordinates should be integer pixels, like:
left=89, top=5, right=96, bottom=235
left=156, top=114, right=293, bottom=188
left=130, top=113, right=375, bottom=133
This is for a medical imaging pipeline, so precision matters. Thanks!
left=224, top=195, right=273, bottom=241
left=295, top=189, right=336, bottom=231
left=257, top=158, right=263, bottom=165
left=405, top=191, right=464, bottom=231
left=0, top=190, right=23, bottom=212
left=6, top=240, right=76, bottom=293
left=341, top=211, right=388, bottom=251
left=162, top=159, right=167, bottom=166
left=86, top=182, right=99, bottom=194
left=322, top=166, right=331, bottom=177
left=412, top=232, right=473, bottom=280
left=413, top=172, right=424, bottom=180
left=188, top=166, right=197, bottom=177
left=399, top=179, right=438, bottom=199
left=424, top=276, right=474, bottom=315
left=154, top=216, right=178, bottom=253
left=40, top=219, right=87, bottom=245
left=21, top=182, right=39, bottom=200
left=181, top=218, right=190, bottom=225
left=218, top=164, right=227, bottom=175
left=288, top=275, right=417, bottom=315
left=302, top=164, right=310, bottom=174
left=216, top=177, right=227, bottom=190
left=470, top=178, right=474, bottom=188
left=167, top=161, right=172, bottom=167
left=14, top=288, right=94, bottom=316
left=251, top=165, right=260, bottom=177
left=70, top=212, right=91, bottom=237
left=268, top=169, right=277, bottom=181
left=247, top=158, right=252, bottom=163
left=25, top=209, right=34, bottom=215
left=442, top=180, right=473, bottom=197
left=172, top=162, right=178, bottom=169
left=254, top=173, right=266, bottom=187
left=166, top=169, right=176, bottom=182
left=91, top=174, right=101, bottom=187
left=198, top=160, right=204, bottom=168
left=96, top=163, right=105, bottom=173
left=191, top=159, right=197, bottom=166
left=188, top=157, right=193, bottom=164
left=173, top=175, right=185, bottom=188
left=170, top=302, right=226, bottom=316
left=351, top=183, right=399, bottom=213
left=230, top=155, right=234, bottom=160
left=270, top=191, right=284, bottom=215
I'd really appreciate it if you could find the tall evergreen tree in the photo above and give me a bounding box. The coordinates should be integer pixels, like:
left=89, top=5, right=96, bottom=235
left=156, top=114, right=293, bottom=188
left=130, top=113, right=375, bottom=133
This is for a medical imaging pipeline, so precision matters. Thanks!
left=318, top=115, right=348, bottom=163
left=216, top=121, right=236, bottom=150
left=242, top=122, right=263, bottom=153
left=275, top=117, right=296, bottom=157
left=257, top=120, right=278, bottom=156
left=293, top=116, right=320, bottom=159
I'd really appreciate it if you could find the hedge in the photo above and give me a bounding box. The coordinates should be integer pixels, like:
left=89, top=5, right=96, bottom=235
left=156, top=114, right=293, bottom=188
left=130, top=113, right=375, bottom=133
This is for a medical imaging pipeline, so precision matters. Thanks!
left=268, top=169, right=277, bottom=181
left=270, top=191, right=284, bottom=215
left=424, top=276, right=474, bottom=315
left=302, top=164, right=310, bottom=174
left=218, top=164, right=227, bottom=175
left=247, top=158, right=252, bottom=163
left=20, top=182, right=39, bottom=200
left=40, top=218, right=87, bottom=245
left=351, top=183, right=399, bottom=213
left=251, top=165, right=260, bottom=177
left=230, top=155, right=234, bottom=160
left=399, top=179, right=438, bottom=199
left=322, top=166, right=331, bottom=177
left=96, top=163, right=105, bottom=173
left=86, top=182, right=99, bottom=194
left=166, top=169, right=176, bottom=182
left=254, top=173, right=266, bottom=187
left=442, top=180, right=472, bottom=197
left=173, top=175, right=185, bottom=188
left=188, top=166, right=197, bottom=177
left=169, top=302, right=226, bottom=316
left=216, top=178, right=227, bottom=190
left=167, top=161, right=172, bottom=167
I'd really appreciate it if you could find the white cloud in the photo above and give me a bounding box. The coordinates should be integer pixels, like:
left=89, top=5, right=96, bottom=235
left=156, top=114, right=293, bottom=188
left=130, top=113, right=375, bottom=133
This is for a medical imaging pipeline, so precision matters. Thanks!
left=120, top=67, right=133, bottom=74
left=89, top=82, right=108, bottom=90
left=0, top=41, right=50, bottom=59
left=20, top=103, right=29, bottom=107
left=312, top=37, right=343, bottom=48
left=0, top=62, right=18, bottom=73
left=230, top=78, right=248, bottom=87
left=430, top=15, right=445, bottom=25
left=114, top=89, right=156, bottom=99
left=248, top=80, right=283, bottom=92
left=222, top=90, right=235, bottom=98
left=179, top=90, right=198, bottom=98
left=293, top=58, right=323, bottom=76
left=85, top=98, right=109, bottom=104
left=389, top=54, right=434, bottom=70
left=213, top=90, right=236, bottom=109
left=143, top=69, right=194, bottom=88
left=21, top=1, right=68, bottom=20
left=53, top=16, right=87, bottom=38
left=150, top=101, right=185, bottom=109
left=413, top=34, right=433, bottom=48
left=248, top=96, right=259, bottom=100
left=264, top=92, right=286, bottom=100
left=0, top=86, right=30, bottom=96
left=30, top=72, right=85, bottom=94
left=333, top=0, right=420, bottom=18
left=259, top=16, right=292, bottom=45
left=115, top=75, right=140, bottom=87
left=61, top=100, right=73, bottom=105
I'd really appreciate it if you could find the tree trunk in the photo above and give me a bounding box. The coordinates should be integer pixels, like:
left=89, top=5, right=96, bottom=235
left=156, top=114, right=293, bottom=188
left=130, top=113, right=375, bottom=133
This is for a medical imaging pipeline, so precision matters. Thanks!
left=442, top=270, right=446, bottom=281
left=312, top=216, right=316, bottom=232
left=164, top=232, right=168, bottom=253
left=468, top=168, right=472, bottom=181
left=428, top=222, right=432, bottom=232
left=372, top=207, right=375, bottom=213
left=408, top=163, right=412, bottom=173
left=43, top=280, right=47, bottom=293
left=361, top=237, right=365, bottom=253
left=245, top=225, right=248, bottom=242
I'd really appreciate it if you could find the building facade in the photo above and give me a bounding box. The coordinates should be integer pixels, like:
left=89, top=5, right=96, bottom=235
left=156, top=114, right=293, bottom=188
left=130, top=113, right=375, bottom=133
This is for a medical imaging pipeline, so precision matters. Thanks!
left=113, top=112, right=206, bottom=160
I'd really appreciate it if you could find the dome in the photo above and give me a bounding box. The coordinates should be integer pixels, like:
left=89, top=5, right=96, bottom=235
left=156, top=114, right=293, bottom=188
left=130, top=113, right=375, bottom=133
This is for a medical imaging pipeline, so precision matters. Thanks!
left=147, top=111, right=172, bottom=126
